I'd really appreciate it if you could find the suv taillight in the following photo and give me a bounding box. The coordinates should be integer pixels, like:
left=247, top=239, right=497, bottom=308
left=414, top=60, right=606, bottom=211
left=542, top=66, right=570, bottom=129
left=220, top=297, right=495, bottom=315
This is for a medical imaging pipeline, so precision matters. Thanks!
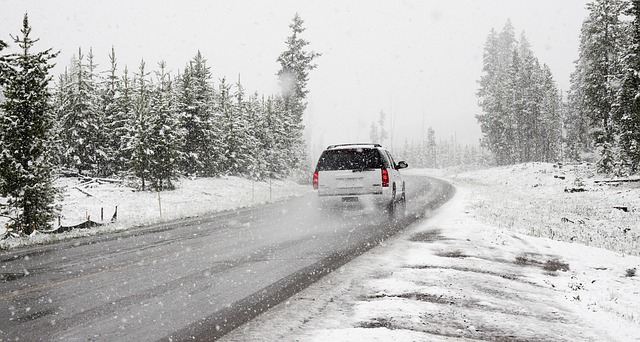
left=381, top=168, right=389, bottom=187
left=313, top=170, right=319, bottom=190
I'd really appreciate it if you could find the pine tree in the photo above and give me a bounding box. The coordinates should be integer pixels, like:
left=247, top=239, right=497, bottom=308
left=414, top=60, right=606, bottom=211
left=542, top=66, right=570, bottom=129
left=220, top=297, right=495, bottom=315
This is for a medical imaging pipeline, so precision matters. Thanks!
left=539, top=65, right=563, bottom=162
left=222, top=78, right=257, bottom=176
left=0, top=14, right=59, bottom=233
left=580, top=0, right=627, bottom=172
left=100, top=46, right=124, bottom=176
left=426, top=127, right=437, bottom=167
left=177, top=51, right=218, bottom=176
left=250, top=95, right=279, bottom=180
left=0, top=39, right=8, bottom=86
left=478, top=21, right=563, bottom=166
left=276, top=13, right=320, bottom=173
left=217, top=78, right=236, bottom=174
left=244, top=93, right=265, bottom=180
left=51, top=69, right=71, bottom=168
left=127, top=60, right=152, bottom=190
left=114, top=66, right=134, bottom=173
left=616, top=0, right=640, bottom=174
left=147, top=61, right=182, bottom=190
left=565, top=39, right=592, bottom=162
left=476, top=22, right=518, bottom=165
left=60, top=47, right=103, bottom=175
left=260, top=95, right=288, bottom=178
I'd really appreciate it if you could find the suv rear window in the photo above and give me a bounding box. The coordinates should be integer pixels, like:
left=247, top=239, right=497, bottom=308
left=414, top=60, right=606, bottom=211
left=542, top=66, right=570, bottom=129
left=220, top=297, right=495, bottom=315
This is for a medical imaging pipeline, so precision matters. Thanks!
left=316, top=148, right=383, bottom=171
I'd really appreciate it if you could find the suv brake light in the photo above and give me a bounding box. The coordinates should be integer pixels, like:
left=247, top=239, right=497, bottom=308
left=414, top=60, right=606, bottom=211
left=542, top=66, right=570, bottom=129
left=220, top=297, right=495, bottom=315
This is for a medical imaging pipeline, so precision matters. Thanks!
left=381, top=168, right=389, bottom=187
left=313, top=170, right=319, bottom=190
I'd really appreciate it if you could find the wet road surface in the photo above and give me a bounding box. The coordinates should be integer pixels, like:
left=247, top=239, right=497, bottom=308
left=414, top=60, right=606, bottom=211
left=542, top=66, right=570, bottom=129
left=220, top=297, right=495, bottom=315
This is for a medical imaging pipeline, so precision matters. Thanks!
left=0, top=175, right=452, bottom=341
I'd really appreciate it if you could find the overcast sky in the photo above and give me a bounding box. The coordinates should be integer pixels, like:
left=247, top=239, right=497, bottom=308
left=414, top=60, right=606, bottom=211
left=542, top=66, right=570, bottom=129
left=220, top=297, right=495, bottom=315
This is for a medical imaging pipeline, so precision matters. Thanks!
left=1, top=0, right=590, bottom=154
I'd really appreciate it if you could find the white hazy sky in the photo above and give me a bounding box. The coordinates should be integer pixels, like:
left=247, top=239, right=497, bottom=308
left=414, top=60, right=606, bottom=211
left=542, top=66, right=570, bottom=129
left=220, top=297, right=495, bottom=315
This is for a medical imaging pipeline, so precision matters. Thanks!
left=1, top=0, right=590, bottom=154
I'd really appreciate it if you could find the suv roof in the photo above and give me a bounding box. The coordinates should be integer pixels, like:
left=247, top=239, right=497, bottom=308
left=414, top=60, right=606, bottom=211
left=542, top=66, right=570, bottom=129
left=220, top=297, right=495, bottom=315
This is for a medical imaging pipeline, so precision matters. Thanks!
left=325, top=143, right=382, bottom=150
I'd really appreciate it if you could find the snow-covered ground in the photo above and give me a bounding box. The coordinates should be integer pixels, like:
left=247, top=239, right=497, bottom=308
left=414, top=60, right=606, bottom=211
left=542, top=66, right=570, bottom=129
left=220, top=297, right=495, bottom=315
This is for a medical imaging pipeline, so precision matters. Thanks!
left=222, top=163, right=640, bottom=341
left=0, top=176, right=310, bottom=250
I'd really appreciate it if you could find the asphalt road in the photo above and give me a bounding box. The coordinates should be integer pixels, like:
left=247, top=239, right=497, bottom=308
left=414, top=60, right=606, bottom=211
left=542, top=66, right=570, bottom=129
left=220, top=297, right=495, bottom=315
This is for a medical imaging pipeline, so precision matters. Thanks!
left=0, top=175, right=453, bottom=341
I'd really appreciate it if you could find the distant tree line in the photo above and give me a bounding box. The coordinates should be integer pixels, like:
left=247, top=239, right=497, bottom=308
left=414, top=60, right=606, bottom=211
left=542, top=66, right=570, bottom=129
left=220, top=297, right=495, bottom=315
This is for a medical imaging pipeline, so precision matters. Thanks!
left=398, top=128, right=487, bottom=169
left=0, top=13, right=319, bottom=233
left=366, top=111, right=487, bottom=170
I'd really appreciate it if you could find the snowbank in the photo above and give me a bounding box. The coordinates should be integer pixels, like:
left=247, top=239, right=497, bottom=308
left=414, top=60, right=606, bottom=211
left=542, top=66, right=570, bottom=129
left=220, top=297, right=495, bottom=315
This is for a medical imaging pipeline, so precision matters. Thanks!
left=0, top=176, right=310, bottom=250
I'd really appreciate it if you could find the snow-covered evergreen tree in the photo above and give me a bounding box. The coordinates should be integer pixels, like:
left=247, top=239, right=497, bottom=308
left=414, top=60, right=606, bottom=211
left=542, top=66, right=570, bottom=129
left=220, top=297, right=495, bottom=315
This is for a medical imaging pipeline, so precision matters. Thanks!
left=477, top=24, right=516, bottom=165
left=260, top=95, right=289, bottom=178
left=249, top=95, right=279, bottom=180
left=146, top=61, right=182, bottom=190
left=539, top=65, right=563, bottom=162
left=368, top=111, right=388, bottom=145
left=0, top=14, right=58, bottom=233
left=276, top=13, right=320, bottom=173
left=216, top=78, right=235, bottom=174
left=0, top=39, right=8, bottom=86
left=478, top=21, right=563, bottom=166
left=59, top=47, right=103, bottom=175
left=100, top=46, right=125, bottom=176
left=615, top=0, right=640, bottom=174
left=127, top=60, right=153, bottom=190
left=580, top=0, right=627, bottom=172
left=242, top=92, right=263, bottom=179
left=177, top=51, right=219, bottom=176
left=565, top=35, right=592, bottom=162
left=426, top=127, right=437, bottom=167
left=114, top=66, right=134, bottom=173
left=218, top=78, right=257, bottom=176
left=51, top=69, right=71, bottom=168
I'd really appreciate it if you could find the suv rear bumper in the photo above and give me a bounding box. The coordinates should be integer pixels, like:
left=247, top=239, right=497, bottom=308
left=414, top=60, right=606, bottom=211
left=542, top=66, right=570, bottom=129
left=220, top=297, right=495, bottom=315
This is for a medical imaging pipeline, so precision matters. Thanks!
left=316, top=191, right=393, bottom=206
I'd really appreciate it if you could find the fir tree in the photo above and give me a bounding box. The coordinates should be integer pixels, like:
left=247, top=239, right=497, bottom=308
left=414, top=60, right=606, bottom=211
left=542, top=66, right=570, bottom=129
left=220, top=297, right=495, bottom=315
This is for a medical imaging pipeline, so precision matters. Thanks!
left=0, top=39, right=9, bottom=86
left=251, top=95, right=279, bottom=180
left=426, top=127, right=437, bottom=167
left=127, top=60, right=152, bottom=190
left=276, top=13, right=320, bottom=173
left=60, top=47, right=102, bottom=175
left=0, top=14, right=59, bottom=233
left=565, top=39, right=592, bottom=162
left=539, top=65, right=563, bottom=162
left=218, top=78, right=257, bottom=176
left=476, top=23, right=517, bottom=165
left=147, top=61, right=182, bottom=190
left=114, top=66, right=134, bottom=173
left=217, top=78, right=235, bottom=174
left=580, top=0, right=627, bottom=172
left=177, top=51, right=218, bottom=176
left=478, top=21, right=563, bottom=166
left=261, top=95, right=288, bottom=178
left=616, top=0, right=640, bottom=173
left=241, top=91, right=261, bottom=178
left=100, top=46, right=124, bottom=176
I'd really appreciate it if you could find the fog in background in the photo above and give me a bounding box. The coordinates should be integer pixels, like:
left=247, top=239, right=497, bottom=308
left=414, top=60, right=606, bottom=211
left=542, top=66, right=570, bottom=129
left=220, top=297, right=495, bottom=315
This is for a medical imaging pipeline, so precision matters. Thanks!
left=1, top=0, right=589, bottom=158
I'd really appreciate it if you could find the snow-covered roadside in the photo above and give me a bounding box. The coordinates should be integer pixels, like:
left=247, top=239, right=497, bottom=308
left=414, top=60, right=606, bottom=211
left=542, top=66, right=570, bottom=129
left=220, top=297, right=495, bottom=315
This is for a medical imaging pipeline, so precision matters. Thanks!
left=453, top=162, right=640, bottom=256
left=222, top=164, right=640, bottom=341
left=0, top=176, right=310, bottom=250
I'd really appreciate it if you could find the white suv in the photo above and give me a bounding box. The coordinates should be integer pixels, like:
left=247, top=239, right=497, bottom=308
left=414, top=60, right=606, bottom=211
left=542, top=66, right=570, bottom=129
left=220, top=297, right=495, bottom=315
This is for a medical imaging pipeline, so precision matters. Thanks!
left=312, top=143, right=408, bottom=213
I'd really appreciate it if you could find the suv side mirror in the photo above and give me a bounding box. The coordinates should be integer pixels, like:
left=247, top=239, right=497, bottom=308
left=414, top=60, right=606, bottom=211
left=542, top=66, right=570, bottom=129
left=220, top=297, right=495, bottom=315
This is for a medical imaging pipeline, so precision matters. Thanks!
left=396, top=161, right=408, bottom=169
